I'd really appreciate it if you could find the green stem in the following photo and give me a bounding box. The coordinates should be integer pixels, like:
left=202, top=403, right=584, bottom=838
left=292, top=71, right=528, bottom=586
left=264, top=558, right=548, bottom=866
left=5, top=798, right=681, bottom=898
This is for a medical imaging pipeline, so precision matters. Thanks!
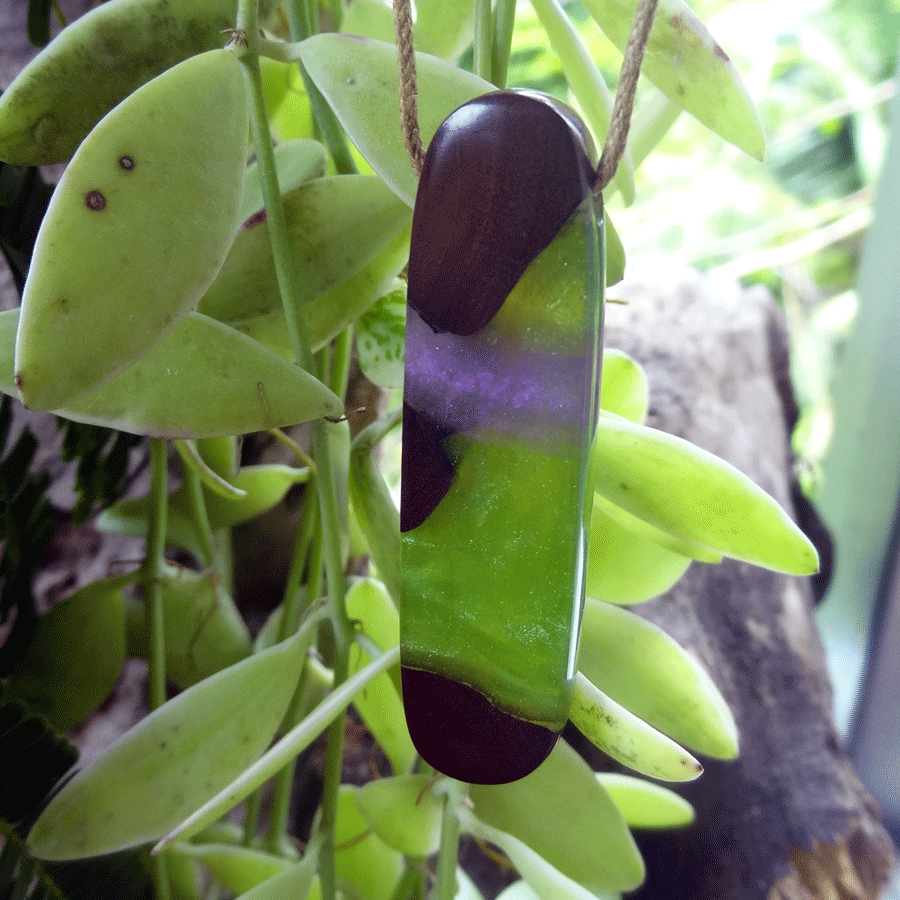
left=434, top=783, right=462, bottom=900
left=242, top=790, right=262, bottom=846
left=143, top=438, right=168, bottom=712
left=143, top=437, right=171, bottom=900
left=182, top=465, right=216, bottom=568
left=51, top=0, right=66, bottom=27
left=330, top=327, right=354, bottom=399
left=491, top=0, right=517, bottom=88
left=237, top=15, right=354, bottom=900
left=474, top=0, right=493, bottom=82
left=285, top=1, right=359, bottom=175
left=266, top=512, right=325, bottom=854
left=276, top=482, right=320, bottom=643
left=389, top=865, right=423, bottom=900
left=328, top=0, right=343, bottom=29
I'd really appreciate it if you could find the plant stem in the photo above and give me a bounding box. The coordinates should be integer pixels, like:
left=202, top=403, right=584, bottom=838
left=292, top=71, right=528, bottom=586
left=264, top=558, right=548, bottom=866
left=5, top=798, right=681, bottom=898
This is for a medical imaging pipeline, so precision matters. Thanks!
left=434, top=782, right=462, bottom=900
left=491, top=0, right=517, bottom=88
left=285, top=1, right=359, bottom=175
left=276, top=482, right=319, bottom=643
left=266, top=507, right=325, bottom=854
left=143, top=438, right=171, bottom=900
left=474, top=0, right=493, bottom=82
left=237, top=10, right=354, bottom=899
left=143, top=438, right=168, bottom=713
left=182, top=465, right=216, bottom=568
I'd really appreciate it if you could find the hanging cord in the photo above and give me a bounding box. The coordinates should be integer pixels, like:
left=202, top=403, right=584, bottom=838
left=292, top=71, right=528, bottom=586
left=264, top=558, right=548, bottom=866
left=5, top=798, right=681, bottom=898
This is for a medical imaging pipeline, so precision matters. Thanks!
left=393, top=0, right=425, bottom=173
left=392, top=0, right=660, bottom=188
left=595, top=0, right=660, bottom=193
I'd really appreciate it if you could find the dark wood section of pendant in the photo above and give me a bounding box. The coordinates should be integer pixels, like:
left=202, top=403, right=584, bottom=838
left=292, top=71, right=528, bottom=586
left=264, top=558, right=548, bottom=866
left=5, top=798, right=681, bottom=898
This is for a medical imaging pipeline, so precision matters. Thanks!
left=401, top=665, right=559, bottom=784
left=407, top=91, right=597, bottom=336
left=400, top=403, right=456, bottom=532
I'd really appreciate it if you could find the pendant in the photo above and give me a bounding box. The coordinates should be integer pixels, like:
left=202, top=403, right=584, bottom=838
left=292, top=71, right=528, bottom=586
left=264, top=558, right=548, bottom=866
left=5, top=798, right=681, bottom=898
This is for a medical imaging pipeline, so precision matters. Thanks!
left=401, top=90, right=605, bottom=784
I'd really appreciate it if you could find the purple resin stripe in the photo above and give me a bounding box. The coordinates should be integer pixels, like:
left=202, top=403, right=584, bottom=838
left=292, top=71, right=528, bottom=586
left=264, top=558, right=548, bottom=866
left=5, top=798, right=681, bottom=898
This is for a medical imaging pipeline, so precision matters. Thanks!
left=404, top=307, right=594, bottom=440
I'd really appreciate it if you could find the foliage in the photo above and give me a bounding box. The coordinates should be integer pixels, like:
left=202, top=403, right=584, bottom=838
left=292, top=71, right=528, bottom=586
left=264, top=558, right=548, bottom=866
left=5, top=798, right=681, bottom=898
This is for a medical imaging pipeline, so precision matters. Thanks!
left=0, top=1, right=820, bottom=899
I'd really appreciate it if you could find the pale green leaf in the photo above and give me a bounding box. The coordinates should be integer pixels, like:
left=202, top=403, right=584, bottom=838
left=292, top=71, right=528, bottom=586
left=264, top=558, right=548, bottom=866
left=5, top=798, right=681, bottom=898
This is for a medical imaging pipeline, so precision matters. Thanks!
left=469, top=741, right=644, bottom=893
left=592, top=411, right=819, bottom=575
left=29, top=630, right=308, bottom=860
left=578, top=597, right=739, bottom=759
left=570, top=673, right=702, bottom=781
left=595, top=773, right=695, bottom=830
left=580, top=0, right=765, bottom=158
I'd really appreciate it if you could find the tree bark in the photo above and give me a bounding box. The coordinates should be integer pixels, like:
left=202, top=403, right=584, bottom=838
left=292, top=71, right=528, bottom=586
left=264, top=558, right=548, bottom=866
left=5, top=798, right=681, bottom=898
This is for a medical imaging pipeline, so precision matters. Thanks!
left=590, top=261, right=895, bottom=900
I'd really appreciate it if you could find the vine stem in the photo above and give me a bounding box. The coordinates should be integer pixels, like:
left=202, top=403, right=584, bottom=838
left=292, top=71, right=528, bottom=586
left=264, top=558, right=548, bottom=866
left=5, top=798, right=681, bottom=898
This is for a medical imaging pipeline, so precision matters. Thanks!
left=491, top=0, right=517, bottom=89
left=143, top=437, right=171, bottom=900
left=235, top=3, right=354, bottom=897
left=435, top=782, right=463, bottom=900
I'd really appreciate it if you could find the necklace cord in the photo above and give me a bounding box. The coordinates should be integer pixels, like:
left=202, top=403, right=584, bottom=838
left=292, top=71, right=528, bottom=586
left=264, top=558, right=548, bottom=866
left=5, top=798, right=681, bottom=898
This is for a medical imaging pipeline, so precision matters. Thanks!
left=392, top=0, right=661, bottom=189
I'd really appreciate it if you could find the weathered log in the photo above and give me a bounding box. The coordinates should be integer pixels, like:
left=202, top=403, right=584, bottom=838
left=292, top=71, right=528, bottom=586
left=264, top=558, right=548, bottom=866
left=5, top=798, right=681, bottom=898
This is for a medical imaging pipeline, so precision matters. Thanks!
left=589, top=261, right=895, bottom=900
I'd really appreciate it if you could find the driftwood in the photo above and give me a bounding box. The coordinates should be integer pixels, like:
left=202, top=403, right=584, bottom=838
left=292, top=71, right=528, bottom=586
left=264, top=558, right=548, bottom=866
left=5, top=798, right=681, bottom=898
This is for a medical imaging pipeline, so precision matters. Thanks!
left=590, top=260, right=895, bottom=900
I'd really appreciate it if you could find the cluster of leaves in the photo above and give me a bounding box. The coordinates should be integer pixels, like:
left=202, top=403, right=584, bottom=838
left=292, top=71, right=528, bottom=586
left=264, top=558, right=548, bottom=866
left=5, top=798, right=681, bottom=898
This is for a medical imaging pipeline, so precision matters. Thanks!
left=0, top=1, right=820, bottom=899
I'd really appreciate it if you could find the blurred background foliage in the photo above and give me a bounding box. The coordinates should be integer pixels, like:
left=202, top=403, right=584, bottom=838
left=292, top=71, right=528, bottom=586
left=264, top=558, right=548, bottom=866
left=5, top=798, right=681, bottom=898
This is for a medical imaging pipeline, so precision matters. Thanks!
left=503, top=0, right=897, bottom=492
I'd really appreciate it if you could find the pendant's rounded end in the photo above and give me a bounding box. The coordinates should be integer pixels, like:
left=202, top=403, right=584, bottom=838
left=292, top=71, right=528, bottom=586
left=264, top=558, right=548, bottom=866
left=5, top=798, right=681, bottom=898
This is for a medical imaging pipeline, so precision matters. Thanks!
left=401, top=665, right=559, bottom=785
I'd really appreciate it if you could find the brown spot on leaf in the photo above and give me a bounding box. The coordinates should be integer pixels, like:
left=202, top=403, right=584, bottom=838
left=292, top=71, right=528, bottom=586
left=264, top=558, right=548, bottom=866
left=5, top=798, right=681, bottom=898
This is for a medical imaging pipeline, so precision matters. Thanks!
left=14, top=373, right=22, bottom=389
left=84, top=190, right=106, bottom=211
left=119, top=155, right=135, bottom=170
left=670, top=14, right=683, bottom=28
left=714, top=42, right=731, bottom=63
left=243, top=208, right=267, bottom=229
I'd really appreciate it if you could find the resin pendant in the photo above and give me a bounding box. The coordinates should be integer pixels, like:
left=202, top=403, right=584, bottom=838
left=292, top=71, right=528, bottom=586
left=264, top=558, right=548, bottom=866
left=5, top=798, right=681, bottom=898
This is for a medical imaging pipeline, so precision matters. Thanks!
left=401, top=91, right=605, bottom=784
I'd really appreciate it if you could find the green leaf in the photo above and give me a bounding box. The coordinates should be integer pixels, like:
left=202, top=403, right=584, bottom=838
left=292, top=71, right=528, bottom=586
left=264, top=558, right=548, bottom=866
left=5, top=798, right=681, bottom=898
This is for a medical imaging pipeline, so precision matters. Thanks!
left=299, top=35, right=491, bottom=207
left=592, top=411, right=819, bottom=575
left=529, top=0, right=635, bottom=204
left=0, top=0, right=276, bottom=165
left=219, top=225, right=411, bottom=360
left=341, top=0, right=402, bottom=46
left=414, top=0, right=479, bottom=59
left=1, top=309, right=344, bottom=438
left=580, top=0, right=765, bottom=159
left=231, top=855, right=317, bottom=900
left=496, top=880, right=619, bottom=900
left=460, top=809, right=629, bottom=900
left=124, top=565, right=251, bottom=690
left=604, top=211, right=626, bottom=287
left=599, top=350, right=648, bottom=424
left=174, top=439, right=246, bottom=499
left=592, top=492, right=722, bottom=564
left=28, top=629, right=308, bottom=860
left=239, top=139, right=328, bottom=223
left=357, top=775, right=443, bottom=857
left=174, top=843, right=290, bottom=895
left=578, top=597, right=739, bottom=759
left=198, top=175, right=411, bottom=325
left=334, top=786, right=404, bottom=900
left=5, top=578, right=125, bottom=732
left=469, top=741, right=644, bottom=893
left=586, top=497, right=694, bottom=605
left=356, top=285, right=406, bottom=389
left=570, top=673, right=702, bottom=781
left=345, top=579, right=413, bottom=777
left=15, top=50, right=249, bottom=411
left=152, top=649, right=399, bottom=850
left=595, top=773, right=695, bottom=830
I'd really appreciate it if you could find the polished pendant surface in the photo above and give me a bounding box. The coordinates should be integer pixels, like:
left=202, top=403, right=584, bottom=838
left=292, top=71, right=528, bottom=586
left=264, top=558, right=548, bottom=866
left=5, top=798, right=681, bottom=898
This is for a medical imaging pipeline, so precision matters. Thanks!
left=401, top=90, right=605, bottom=784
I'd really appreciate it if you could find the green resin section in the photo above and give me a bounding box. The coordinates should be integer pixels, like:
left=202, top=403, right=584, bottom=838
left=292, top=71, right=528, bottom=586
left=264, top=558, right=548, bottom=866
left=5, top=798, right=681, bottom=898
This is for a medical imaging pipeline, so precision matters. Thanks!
left=400, top=195, right=603, bottom=729
left=401, top=435, right=585, bottom=728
